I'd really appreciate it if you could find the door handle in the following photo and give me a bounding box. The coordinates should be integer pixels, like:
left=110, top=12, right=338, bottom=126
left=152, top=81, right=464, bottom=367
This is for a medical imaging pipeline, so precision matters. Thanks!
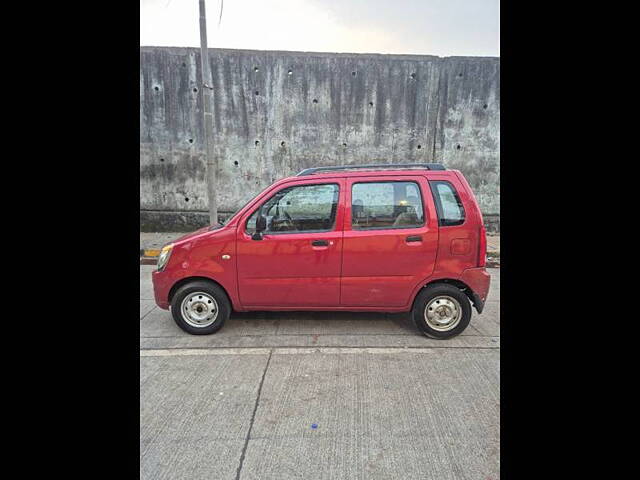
left=312, top=240, right=329, bottom=247
left=406, top=235, right=422, bottom=243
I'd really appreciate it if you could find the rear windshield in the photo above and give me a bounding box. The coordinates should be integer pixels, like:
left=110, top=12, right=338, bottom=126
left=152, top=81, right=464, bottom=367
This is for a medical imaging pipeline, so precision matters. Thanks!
left=429, top=180, right=465, bottom=226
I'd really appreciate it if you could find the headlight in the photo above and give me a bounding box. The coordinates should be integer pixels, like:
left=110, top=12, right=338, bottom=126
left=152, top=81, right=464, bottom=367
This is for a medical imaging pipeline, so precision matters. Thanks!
left=157, top=244, right=174, bottom=272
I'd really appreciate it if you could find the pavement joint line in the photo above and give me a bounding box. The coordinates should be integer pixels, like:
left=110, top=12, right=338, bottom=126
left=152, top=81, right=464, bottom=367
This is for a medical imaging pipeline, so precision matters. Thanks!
left=234, top=349, right=273, bottom=480
left=139, top=305, right=158, bottom=322
left=139, top=345, right=499, bottom=356
left=139, top=332, right=496, bottom=338
left=140, top=348, right=272, bottom=356
left=272, top=347, right=499, bottom=354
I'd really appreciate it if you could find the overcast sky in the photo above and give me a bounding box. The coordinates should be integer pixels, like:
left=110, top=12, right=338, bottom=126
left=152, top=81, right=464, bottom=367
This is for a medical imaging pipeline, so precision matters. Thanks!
left=140, top=0, right=499, bottom=57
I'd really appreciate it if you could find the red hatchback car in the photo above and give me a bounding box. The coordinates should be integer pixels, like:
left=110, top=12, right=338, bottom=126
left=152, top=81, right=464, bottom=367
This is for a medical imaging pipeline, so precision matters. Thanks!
left=152, top=163, right=490, bottom=339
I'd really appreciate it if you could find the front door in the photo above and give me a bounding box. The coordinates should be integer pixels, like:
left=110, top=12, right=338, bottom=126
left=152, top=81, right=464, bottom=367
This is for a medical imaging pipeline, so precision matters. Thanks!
left=236, top=179, right=345, bottom=307
left=340, top=175, right=439, bottom=307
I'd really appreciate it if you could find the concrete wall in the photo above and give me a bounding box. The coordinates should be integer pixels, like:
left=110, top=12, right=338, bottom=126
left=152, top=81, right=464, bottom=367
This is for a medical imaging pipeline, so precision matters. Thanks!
left=140, top=47, right=499, bottom=231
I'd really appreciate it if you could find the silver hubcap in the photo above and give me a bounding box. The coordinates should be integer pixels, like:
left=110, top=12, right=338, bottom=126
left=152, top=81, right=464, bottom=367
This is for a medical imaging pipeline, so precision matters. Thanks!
left=181, top=292, right=218, bottom=328
left=424, top=295, right=462, bottom=332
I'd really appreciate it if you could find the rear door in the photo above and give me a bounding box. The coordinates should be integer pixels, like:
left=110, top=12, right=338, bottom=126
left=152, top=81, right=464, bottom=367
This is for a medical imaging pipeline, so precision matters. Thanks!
left=340, top=175, right=439, bottom=307
left=236, top=178, right=345, bottom=307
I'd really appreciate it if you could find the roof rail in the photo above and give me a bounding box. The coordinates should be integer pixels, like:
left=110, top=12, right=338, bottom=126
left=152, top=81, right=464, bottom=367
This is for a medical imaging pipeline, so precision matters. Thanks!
left=296, top=163, right=446, bottom=176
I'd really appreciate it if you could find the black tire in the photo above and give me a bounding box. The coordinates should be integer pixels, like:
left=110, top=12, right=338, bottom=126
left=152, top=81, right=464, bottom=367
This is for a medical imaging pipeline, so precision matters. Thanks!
left=412, top=283, right=471, bottom=339
left=170, top=280, right=230, bottom=335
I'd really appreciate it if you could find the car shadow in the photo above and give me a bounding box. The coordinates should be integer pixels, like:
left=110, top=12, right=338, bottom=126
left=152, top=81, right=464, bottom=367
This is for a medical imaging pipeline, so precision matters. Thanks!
left=228, top=310, right=419, bottom=335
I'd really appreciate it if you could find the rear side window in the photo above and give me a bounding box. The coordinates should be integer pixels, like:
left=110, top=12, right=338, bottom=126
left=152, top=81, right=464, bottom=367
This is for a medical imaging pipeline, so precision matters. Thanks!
left=351, top=181, right=424, bottom=230
left=430, top=180, right=465, bottom=226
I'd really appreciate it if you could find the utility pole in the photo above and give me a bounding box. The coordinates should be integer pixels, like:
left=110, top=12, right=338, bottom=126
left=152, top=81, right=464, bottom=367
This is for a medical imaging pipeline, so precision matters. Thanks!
left=199, top=0, right=218, bottom=225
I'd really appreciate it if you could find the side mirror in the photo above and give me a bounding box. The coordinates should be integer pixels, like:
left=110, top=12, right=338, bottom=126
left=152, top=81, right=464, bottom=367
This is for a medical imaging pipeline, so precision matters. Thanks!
left=256, top=214, right=267, bottom=232
left=252, top=214, right=267, bottom=240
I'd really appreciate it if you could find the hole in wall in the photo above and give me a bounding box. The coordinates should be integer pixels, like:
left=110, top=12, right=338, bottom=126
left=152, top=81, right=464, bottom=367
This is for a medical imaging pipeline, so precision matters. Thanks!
left=342, top=143, right=347, bottom=147
left=368, top=101, right=374, bottom=107
left=410, top=73, right=416, bottom=79
left=417, top=145, right=422, bottom=149
left=254, top=90, right=259, bottom=96
left=234, top=161, right=239, bottom=166
left=483, top=104, right=488, bottom=109
left=193, top=88, right=198, bottom=93
left=352, top=71, right=357, bottom=76
left=154, top=86, right=159, bottom=91
left=160, top=158, right=165, bottom=162
left=281, top=141, right=286, bottom=147
left=312, top=98, right=318, bottom=104
left=255, top=140, right=260, bottom=146
left=188, top=138, right=194, bottom=144
left=287, top=69, right=293, bottom=75
left=456, top=144, right=461, bottom=150
left=254, top=66, right=259, bottom=72
left=184, top=197, right=190, bottom=202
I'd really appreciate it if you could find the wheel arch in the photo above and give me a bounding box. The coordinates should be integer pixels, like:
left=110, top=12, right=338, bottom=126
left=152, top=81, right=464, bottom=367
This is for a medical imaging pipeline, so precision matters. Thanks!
left=411, top=278, right=480, bottom=312
left=168, top=276, right=235, bottom=310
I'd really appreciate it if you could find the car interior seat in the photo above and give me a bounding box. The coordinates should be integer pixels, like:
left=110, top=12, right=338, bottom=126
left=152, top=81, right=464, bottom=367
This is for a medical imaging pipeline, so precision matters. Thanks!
left=392, top=195, right=420, bottom=227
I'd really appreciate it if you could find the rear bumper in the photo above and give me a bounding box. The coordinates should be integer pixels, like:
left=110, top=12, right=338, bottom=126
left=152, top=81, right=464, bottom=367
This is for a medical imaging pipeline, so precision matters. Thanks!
left=460, top=267, right=491, bottom=314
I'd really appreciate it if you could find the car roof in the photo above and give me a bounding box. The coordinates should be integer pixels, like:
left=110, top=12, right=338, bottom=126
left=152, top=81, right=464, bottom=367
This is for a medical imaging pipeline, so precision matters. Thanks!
left=281, top=167, right=454, bottom=182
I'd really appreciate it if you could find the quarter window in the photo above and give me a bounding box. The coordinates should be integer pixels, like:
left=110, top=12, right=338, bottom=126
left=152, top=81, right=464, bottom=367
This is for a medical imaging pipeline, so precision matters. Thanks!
left=351, top=181, right=424, bottom=230
left=430, top=180, right=465, bottom=226
left=246, top=183, right=339, bottom=234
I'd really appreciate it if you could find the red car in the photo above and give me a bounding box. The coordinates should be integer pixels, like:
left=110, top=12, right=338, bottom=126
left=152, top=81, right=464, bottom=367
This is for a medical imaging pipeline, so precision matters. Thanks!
left=152, top=163, right=490, bottom=339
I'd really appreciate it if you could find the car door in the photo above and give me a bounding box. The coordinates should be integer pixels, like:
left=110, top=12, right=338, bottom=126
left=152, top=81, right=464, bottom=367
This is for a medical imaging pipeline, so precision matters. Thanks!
left=236, top=178, right=345, bottom=307
left=340, top=175, right=439, bottom=307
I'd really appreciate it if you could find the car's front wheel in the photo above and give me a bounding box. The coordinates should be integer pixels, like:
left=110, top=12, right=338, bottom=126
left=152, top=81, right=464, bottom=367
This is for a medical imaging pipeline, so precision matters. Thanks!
left=171, top=280, right=230, bottom=335
left=412, top=283, right=472, bottom=339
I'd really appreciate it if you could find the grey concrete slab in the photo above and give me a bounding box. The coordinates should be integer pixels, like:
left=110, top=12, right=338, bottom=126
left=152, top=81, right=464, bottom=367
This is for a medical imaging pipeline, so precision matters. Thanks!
left=140, top=265, right=155, bottom=300
left=486, top=286, right=499, bottom=304
left=140, top=309, right=281, bottom=338
left=140, top=266, right=500, bottom=479
left=140, top=301, right=499, bottom=349
left=140, top=307, right=498, bottom=343
left=240, top=350, right=499, bottom=479
left=468, top=302, right=500, bottom=337
left=140, top=354, right=270, bottom=480
left=140, top=300, right=156, bottom=320
left=140, top=333, right=499, bottom=350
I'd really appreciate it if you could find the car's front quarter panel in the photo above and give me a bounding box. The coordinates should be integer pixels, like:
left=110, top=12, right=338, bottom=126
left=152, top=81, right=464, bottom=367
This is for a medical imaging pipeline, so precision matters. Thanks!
left=151, top=226, right=240, bottom=310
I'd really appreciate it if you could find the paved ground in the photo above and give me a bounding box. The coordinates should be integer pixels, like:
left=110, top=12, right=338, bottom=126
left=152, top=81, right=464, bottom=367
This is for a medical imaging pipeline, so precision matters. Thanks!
left=140, top=266, right=500, bottom=479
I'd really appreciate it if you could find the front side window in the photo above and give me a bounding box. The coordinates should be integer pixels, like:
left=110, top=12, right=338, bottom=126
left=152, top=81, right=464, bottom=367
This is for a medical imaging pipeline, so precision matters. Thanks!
left=246, top=183, right=339, bottom=234
left=430, top=180, right=465, bottom=226
left=351, top=181, right=424, bottom=230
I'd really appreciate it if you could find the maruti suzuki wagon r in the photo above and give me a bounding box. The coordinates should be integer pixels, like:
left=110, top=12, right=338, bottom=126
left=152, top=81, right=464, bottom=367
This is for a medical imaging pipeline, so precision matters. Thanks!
left=152, top=163, right=491, bottom=339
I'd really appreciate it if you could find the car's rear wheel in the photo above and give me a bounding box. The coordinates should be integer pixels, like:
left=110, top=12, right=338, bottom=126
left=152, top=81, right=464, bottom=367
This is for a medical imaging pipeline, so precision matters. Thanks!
left=171, top=281, right=230, bottom=335
left=412, top=283, right=471, bottom=339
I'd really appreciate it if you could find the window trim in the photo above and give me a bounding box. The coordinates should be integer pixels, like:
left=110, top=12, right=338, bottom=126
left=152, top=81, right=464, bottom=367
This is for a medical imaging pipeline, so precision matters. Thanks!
left=244, top=182, right=341, bottom=236
left=350, top=180, right=426, bottom=231
left=429, top=180, right=466, bottom=227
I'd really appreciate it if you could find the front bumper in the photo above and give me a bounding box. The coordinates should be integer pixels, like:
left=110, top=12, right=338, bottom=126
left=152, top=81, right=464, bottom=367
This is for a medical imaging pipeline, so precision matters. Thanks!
left=460, top=267, right=491, bottom=314
left=152, top=270, right=171, bottom=310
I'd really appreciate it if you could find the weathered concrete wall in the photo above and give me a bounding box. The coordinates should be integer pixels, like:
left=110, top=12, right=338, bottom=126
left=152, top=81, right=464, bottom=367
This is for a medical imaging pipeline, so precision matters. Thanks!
left=140, top=47, right=499, bottom=231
